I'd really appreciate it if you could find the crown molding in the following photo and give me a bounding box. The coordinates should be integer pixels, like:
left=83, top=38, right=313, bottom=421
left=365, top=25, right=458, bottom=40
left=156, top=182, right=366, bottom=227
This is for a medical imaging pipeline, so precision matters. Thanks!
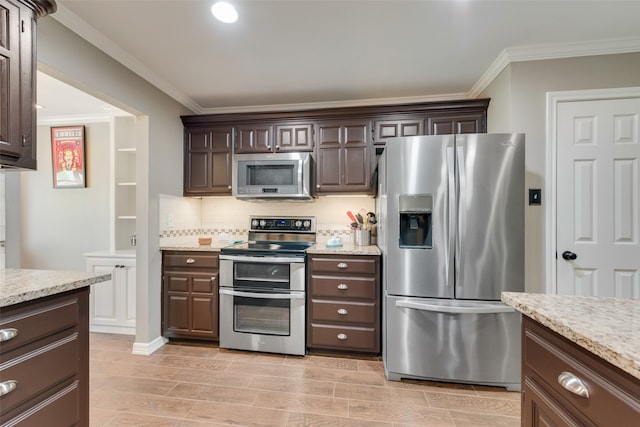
left=468, top=37, right=640, bottom=98
left=199, top=92, right=471, bottom=115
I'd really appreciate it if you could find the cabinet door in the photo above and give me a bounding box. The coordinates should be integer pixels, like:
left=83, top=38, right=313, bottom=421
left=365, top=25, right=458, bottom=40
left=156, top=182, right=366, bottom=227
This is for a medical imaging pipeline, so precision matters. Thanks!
left=427, top=111, right=486, bottom=135
left=18, top=4, right=35, bottom=169
left=523, top=377, right=588, bottom=427
left=372, top=116, right=424, bottom=146
left=235, top=123, right=273, bottom=153
left=0, top=0, right=21, bottom=162
left=184, top=126, right=232, bottom=195
left=315, top=120, right=373, bottom=194
left=87, top=257, right=136, bottom=335
left=275, top=123, right=314, bottom=152
left=210, top=126, right=233, bottom=194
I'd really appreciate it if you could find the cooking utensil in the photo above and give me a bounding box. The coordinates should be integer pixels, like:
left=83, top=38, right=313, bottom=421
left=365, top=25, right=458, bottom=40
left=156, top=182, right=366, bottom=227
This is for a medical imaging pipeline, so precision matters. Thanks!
left=355, top=212, right=364, bottom=225
left=347, top=211, right=357, bottom=223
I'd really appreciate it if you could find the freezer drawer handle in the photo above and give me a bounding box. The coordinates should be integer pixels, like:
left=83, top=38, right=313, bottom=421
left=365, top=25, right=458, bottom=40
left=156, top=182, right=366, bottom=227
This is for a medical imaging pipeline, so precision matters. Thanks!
left=0, top=328, right=18, bottom=342
left=557, top=372, right=589, bottom=398
left=186, top=258, right=196, bottom=264
left=337, top=284, right=349, bottom=290
left=0, top=380, right=17, bottom=397
left=337, top=308, right=348, bottom=315
left=337, top=263, right=348, bottom=269
left=337, top=333, right=348, bottom=340
left=395, top=301, right=515, bottom=314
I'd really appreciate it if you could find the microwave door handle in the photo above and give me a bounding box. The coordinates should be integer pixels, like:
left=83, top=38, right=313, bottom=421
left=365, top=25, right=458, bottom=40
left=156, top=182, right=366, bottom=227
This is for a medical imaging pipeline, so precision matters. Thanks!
left=219, top=288, right=305, bottom=300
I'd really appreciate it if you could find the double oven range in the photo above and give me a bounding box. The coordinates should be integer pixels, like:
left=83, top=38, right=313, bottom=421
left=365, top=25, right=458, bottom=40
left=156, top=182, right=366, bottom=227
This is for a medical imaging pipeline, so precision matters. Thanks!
left=219, top=216, right=316, bottom=356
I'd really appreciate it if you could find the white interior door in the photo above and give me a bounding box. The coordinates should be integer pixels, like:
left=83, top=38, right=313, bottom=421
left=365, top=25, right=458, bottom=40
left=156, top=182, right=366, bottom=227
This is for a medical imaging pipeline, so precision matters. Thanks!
left=556, top=97, right=640, bottom=297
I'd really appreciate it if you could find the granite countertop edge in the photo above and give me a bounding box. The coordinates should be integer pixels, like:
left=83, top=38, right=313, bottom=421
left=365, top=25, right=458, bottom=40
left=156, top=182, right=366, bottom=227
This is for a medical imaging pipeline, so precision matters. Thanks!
left=1, top=269, right=112, bottom=307
left=502, top=291, right=640, bottom=380
left=160, top=243, right=382, bottom=256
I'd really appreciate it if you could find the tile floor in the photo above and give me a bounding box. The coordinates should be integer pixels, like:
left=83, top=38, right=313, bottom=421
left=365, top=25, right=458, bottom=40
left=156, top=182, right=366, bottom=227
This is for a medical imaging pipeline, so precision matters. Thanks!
left=90, top=333, right=520, bottom=426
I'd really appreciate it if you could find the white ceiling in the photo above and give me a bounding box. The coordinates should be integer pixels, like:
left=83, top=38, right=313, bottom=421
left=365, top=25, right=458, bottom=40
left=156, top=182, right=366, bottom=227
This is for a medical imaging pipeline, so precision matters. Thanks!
left=41, top=0, right=640, bottom=118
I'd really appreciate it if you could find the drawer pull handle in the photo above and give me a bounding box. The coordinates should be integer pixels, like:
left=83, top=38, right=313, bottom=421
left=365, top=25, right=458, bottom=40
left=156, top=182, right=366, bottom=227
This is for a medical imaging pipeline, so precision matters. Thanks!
left=186, top=258, right=196, bottom=264
left=0, top=380, right=17, bottom=397
left=0, top=328, right=18, bottom=342
left=337, top=333, right=348, bottom=340
left=337, top=284, right=349, bottom=290
left=557, top=372, right=589, bottom=398
left=337, top=263, right=348, bottom=269
left=337, top=308, right=348, bottom=315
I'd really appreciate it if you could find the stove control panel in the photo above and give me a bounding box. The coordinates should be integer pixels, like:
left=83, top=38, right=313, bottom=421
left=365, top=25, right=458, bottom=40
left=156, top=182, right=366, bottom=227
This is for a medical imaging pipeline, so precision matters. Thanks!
left=249, top=216, right=315, bottom=232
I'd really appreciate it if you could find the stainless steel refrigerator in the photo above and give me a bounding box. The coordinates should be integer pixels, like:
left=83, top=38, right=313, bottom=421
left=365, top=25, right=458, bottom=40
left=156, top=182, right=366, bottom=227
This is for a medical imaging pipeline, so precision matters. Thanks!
left=376, top=133, right=524, bottom=391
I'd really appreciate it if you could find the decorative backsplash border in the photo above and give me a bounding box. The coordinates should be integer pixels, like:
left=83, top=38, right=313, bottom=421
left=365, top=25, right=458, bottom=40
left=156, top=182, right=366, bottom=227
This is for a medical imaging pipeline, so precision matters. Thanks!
left=159, top=224, right=360, bottom=243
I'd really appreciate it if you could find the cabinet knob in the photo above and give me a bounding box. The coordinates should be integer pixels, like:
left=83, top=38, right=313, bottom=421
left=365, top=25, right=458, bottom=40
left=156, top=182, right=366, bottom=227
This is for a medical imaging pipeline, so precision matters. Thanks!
left=186, top=258, right=196, bottom=264
left=0, top=328, right=18, bottom=342
left=275, top=145, right=280, bottom=150
left=228, top=185, right=232, bottom=190
left=337, top=333, right=348, bottom=340
left=337, top=308, right=348, bottom=315
left=0, top=380, right=17, bottom=397
left=211, top=277, right=216, bottom=282
left=557, top=372, right=589, bottom=398
left=337, top=283, right=349, bottom=290
left=337, top=262, right=348, bottom=269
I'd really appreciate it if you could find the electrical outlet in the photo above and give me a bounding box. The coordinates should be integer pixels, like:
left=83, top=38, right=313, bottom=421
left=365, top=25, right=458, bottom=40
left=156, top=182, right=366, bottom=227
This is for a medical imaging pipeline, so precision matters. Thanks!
left=167, top=213, right=174, bottom=228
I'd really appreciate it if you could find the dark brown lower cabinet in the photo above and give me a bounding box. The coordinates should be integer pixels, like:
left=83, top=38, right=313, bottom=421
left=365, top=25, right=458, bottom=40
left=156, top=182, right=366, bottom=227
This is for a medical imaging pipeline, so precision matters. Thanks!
left=0, top=288, right=89, bottom=426
left=307, top=254, right=380, bottom=354
left=162, top=251, right=219, bottom=340
left=522, top=316, right=640, bottom=426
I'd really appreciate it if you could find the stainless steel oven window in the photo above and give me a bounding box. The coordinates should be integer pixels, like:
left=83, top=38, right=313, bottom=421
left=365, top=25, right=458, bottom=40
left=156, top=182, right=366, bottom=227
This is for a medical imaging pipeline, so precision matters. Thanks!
left=233, top=262, right=290, bottom=289
left=233, top=294, right=291, bottom=336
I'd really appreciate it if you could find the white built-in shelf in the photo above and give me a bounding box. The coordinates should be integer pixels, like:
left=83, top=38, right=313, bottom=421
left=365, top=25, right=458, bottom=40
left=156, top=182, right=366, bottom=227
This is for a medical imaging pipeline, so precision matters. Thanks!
left=117, top=215, right=136, bottom=220
left=117, top=148, right=137, bottom=153
left=117, top=182, right=136, bottom=187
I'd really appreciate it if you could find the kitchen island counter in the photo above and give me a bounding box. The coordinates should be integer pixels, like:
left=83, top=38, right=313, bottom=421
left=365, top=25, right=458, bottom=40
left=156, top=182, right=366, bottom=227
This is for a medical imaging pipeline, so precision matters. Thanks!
left=0, top=268, right=111, bottom=307
left=502, top=292, right=640, bottom=380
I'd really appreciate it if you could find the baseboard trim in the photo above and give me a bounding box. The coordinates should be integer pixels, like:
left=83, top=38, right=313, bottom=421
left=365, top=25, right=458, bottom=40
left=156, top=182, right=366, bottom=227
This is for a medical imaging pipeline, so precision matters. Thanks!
left=131, top=335, right=167, bottom=355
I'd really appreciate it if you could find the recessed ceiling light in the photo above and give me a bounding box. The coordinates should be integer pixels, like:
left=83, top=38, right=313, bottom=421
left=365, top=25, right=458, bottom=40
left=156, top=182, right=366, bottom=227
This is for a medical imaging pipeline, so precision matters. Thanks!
left=211, top=2, right=238, bottom=24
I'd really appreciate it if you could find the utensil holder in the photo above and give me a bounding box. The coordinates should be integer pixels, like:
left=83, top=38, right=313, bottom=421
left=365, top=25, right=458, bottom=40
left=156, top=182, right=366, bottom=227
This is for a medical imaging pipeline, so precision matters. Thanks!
left=354, top=230, right=371, bottom=246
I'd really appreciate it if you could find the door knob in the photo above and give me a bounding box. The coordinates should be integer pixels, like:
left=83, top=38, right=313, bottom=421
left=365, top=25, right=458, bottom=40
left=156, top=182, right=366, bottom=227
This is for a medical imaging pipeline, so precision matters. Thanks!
left=562, top=251, right=577, bottom=260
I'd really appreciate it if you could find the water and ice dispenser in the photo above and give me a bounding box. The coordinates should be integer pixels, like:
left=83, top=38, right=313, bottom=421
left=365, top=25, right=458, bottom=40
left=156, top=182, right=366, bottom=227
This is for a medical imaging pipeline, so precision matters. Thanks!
left=399, top=194, right=432, bottom=248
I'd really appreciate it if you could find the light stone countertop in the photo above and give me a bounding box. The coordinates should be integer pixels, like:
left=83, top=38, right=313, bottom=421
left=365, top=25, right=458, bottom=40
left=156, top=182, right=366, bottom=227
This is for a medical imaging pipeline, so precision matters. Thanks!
left=160, top=242, right=381, bottom=256
left=306, top=243, right=381, bottom=256
left=1, top=269, right=112, bottom=307
left=502, top=292, right=640, bottom=380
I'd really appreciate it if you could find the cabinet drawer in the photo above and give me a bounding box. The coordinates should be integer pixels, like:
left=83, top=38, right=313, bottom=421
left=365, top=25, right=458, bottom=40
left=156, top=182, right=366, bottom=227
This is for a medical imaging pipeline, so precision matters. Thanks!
left=1, top=381, right=80, bottom=427
left=309, top=275, right=376, bottom=300
left=0, top=296, right=79, bottom=355
left=524, top=318, right=640, bottom=426
left=163, top=252, right=219, bottom=269
left=309, top=257, right=376, bottom=275
left=310, top=300, right=376, bottom=324
left=308, top=323, right=378, bottom=353
left=0, top=333, right=79, bottom=414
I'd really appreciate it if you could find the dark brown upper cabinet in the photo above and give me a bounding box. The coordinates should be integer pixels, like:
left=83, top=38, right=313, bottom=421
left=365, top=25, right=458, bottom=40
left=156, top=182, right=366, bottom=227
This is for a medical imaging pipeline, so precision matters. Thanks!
left=315, top=120, right=373, bottom=194
left=372, top=115, right=425, bottom=146
left=184, top=126, right=233, bottom=195
left=234, top=123, right=273, bottom=153
left=0, top=0, right=56, bottom=170
left=426, top=110, right=486, bottom=135
left=181, top=99, right=489, bottom=196
left=275, top=122, right=314, bottom=152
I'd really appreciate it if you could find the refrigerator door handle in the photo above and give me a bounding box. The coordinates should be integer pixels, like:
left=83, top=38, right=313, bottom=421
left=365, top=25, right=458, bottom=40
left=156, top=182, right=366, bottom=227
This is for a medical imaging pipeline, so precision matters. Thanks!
left=456, top=145, right=466, bottom=288
left=395, top=300, right=516, bottom=314
left=446, top=146, right=456, bottom=288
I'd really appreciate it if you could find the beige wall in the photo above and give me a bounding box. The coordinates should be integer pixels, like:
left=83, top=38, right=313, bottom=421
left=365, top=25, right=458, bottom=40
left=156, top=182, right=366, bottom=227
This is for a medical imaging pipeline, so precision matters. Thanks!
left=481, top=52, right=640, bottom=293
left=4, top=17, right=193, bottom=347
left=20, top=123, right=110, bottom=271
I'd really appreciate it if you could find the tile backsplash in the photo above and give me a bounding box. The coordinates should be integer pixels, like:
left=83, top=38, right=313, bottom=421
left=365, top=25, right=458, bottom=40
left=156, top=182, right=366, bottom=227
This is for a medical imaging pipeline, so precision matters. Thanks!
left=159, top=194, right=375, bottom=246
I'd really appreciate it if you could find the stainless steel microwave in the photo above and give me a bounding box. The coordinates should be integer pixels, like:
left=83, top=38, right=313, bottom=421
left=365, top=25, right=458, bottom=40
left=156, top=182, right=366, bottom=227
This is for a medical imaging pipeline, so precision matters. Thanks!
left=232, top=152, right=313, bottom=200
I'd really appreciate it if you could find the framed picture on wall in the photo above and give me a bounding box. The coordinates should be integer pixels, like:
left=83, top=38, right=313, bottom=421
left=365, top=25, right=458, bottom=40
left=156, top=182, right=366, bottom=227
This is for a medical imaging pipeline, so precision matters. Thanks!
left=51, top=125, right=86, bottom=188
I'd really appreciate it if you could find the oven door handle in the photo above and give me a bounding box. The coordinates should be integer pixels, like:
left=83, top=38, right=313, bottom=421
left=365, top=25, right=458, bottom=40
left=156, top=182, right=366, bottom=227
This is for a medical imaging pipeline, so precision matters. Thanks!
left=219, top=288, right=305, bottom=300
left=220, top=254, right=305, bottom=263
